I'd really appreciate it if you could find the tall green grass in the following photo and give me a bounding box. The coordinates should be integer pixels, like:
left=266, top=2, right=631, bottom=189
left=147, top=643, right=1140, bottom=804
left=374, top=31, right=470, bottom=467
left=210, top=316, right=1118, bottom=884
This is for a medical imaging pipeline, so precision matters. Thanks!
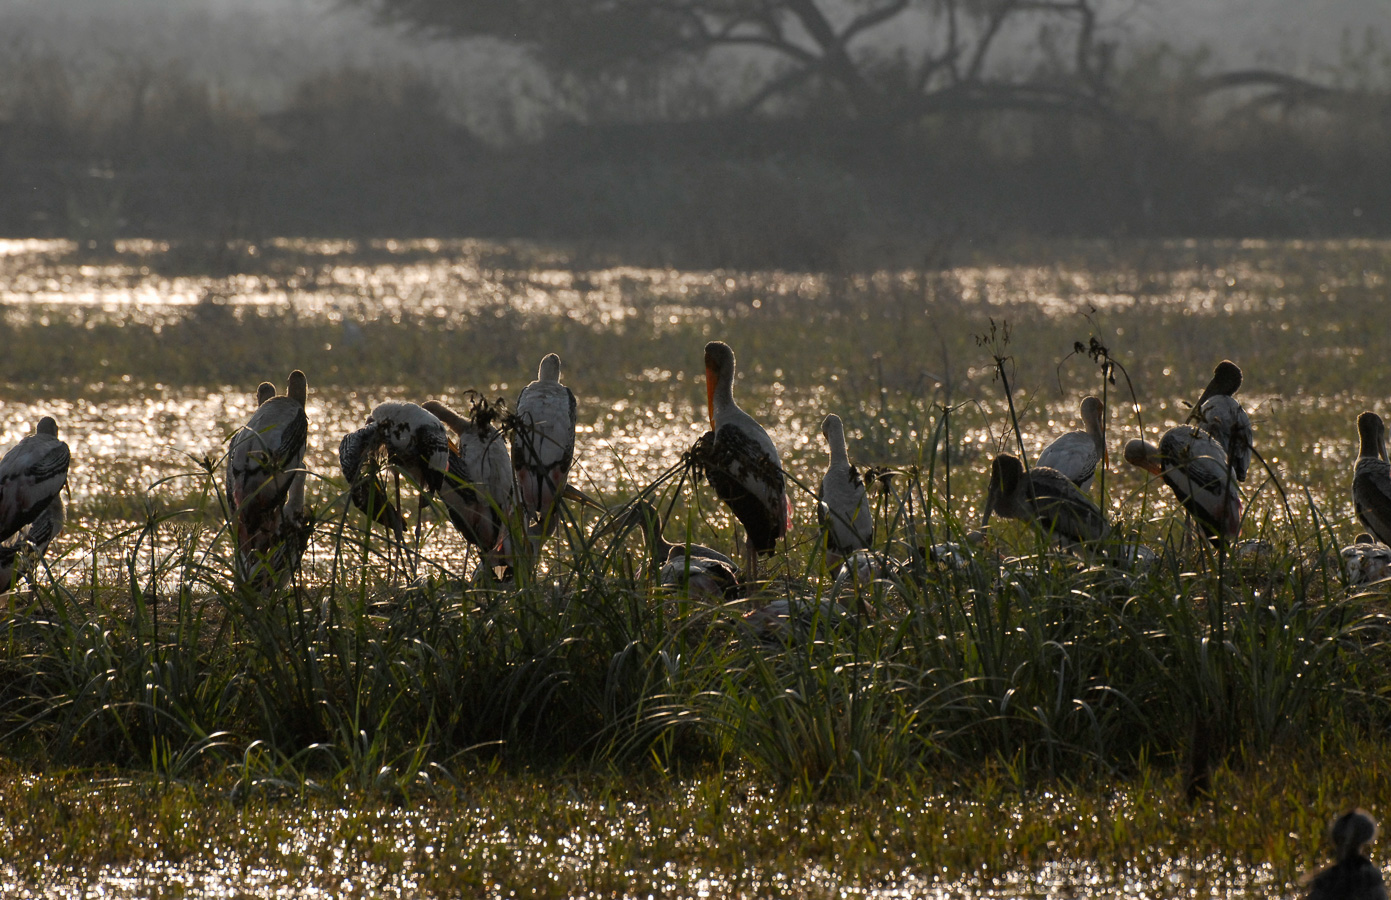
left=2, top=411, right=1386, bottom=803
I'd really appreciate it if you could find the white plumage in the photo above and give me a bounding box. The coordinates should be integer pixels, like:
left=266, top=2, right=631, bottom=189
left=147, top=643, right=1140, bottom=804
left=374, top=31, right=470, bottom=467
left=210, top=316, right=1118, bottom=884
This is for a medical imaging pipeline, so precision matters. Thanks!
left=817, top=413, right=872, bottom=568
left=512, top=353, right=577, bottom=548
left=1190, top=360, right=1253, bottom=482
left=226, top=371, right=309, bottom=576
left=423, top=400, right=519, bottom=577
left=0, top=416, right=68, bottom=590
left=1037, top=395, right=1105, bottom=489
left=338, top=401, right=450, bottom=551
left=1124, top=426, right=1242, bottom=544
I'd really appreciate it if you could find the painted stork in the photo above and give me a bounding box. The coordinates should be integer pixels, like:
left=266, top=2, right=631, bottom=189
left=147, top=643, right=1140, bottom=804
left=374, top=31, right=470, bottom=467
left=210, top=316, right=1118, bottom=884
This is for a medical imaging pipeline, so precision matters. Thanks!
left=0, top=416, right=70, bottom=548
left=1124, top=426, right=1242, bottom=545
left=421, top=399, right=519, bottom=578
left=1189, top=359, right=1253, bottom=482
left=817, top=413, right=872, bottom=569
left=0, top=417, right=68, bottom=590
left=1352, top=412, right=1391, bottom=546
left=226, top=371, right=309, bottom=576
left=512, top=353, right=577, bottom=550
left=700, top=341, right=790, bottom=581
left=1037, top=395, right=1106, bottom=490
left=1305, top=809, right=1386, bottom=900
left=594, top=497, right=739, bottom=574
left=981, top=454, right=1109, bottom=545
left=660, top=545, right=742, bottom=602
left=338, top=400, right=449, bottom=545
left=1343, top=534, right=1391, bottom=587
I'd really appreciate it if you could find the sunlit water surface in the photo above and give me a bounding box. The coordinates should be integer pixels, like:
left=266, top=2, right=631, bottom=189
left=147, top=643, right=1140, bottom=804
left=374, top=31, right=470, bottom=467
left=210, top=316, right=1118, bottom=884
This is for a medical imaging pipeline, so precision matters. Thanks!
left=0, top=237, right=1378, bottom=897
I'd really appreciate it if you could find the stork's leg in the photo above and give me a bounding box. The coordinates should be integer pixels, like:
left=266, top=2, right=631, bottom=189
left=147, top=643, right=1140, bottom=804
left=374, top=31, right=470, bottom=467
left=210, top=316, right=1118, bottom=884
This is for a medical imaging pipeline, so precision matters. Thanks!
left=744, top=533, right=759, bottom=587
left=413, top=493, right=428, bottom=578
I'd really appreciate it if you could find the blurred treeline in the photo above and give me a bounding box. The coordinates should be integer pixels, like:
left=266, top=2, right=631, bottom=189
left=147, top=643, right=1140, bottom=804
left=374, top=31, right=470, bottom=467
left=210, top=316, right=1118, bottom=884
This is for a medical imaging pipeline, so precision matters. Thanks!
left=1, top=42, right=1388, bottom=267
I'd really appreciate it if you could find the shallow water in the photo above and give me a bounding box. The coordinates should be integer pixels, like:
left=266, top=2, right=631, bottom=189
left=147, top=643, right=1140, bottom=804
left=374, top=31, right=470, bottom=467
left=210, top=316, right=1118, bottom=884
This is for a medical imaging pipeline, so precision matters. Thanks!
left=0, top=236, right=1381, bottom=577
left=5, top=236, right=1379, bottom=897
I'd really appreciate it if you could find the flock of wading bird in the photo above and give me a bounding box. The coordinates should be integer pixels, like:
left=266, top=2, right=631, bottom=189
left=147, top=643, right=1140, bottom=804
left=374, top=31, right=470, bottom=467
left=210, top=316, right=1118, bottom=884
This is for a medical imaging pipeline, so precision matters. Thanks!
left=7, top=345, right=1391, bottom=606
left=0, top=343, right=1387, bottom=890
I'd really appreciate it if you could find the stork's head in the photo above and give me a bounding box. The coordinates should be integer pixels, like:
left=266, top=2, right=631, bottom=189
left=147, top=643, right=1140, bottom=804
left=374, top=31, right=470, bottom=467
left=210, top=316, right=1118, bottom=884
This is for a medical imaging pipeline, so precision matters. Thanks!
left=1124, top=438, right=1164, bottom=476
left=287, top=370, right=308, bottom=407
left=1358, top=411, right=1387, bottom=461
left=538, top=353, right=562, bottom=383
left=982, top=453, right=1023, bottom=526
left=704, top=341, right=735, bottom=431
left=255, top=383, right=276, bottom=407
left=36, top=416, right=58, bottom=438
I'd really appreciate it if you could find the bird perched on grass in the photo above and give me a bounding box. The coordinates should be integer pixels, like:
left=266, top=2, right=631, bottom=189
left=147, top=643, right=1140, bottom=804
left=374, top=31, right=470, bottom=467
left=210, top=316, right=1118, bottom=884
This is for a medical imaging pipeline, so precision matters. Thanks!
left=1189, top=359, right=1253, bottom=482
left=817, top=413, right=872, bottom=569
left=1038, top=395, right=1106, bottom=490
left=512, top=353, right=578, bottom=554
left=226, top=371, right=310, bottom=584
left=0, top=416, right=69, bottom=590
left=981, top=454, right=1109, bottom=545
left=696, top=341, right=790, bottom=582
left=1125, top=426, right=1242, bottom=545
left=1304, top=809, right=1387, bottom=900
left=1352, top=412, right=1391, bottom=547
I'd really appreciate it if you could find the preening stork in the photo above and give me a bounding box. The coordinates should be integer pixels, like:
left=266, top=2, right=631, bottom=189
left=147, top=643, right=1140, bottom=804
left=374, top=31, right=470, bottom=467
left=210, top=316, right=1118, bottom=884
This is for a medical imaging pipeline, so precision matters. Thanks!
left=981, top=454, right=1110, bottom=545
left=421, top=399, right=519, bottom=578
left=0, top=416, right=69, bottom=589
left=226, top=371, right=310, bottom=581
left=1189, top=360, right=1253, bottom=482
left=1352, top=411, right=1391, bottom=546
left=699, top=341, right=791, bottom=581
left=512, top=353, right=578, bottom=552
left=594, top=497, right=739, bottom=574
left=338, top=401, right=449, bottom=545
left=1304, top=809, right=1387, bottom=900
left=817, top=413, right=872, bottom=569
left=1124, top=426, right=1242, bottom=545
left=1037, top=395, right=1106, bottom=490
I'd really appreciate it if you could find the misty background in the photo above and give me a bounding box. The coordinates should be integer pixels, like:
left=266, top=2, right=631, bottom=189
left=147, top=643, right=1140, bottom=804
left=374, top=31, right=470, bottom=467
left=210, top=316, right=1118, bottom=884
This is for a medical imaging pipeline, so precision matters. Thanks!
left=2, top=0, right=1387, bottom=265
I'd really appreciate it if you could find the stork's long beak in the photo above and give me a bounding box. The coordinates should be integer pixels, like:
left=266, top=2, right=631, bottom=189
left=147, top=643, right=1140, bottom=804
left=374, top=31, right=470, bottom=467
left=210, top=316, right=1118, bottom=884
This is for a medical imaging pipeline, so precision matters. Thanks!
left=704, top=365, right=718, bottom=432
left=981, top=479, right=1000, bottom=527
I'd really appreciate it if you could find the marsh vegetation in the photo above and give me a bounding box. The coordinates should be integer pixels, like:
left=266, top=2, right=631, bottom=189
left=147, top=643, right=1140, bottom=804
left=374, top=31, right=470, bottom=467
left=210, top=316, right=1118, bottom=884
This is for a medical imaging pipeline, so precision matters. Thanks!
left=0, top=237, right=1387, bottom=896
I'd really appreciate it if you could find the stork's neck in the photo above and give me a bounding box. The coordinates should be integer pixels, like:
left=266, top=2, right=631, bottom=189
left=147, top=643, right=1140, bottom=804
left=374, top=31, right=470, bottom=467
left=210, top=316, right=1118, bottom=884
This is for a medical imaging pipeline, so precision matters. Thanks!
left=1358, top=419, right=1382, bottom=460
left=825, top=428, right=849, bottom=466
left=710, top=369, right=736, bottom=418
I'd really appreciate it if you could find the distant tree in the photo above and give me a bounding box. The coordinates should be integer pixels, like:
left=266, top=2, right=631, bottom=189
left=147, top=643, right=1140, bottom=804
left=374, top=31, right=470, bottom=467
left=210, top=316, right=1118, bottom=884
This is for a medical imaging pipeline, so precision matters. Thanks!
left=345, top=0, right=1339, bottom=125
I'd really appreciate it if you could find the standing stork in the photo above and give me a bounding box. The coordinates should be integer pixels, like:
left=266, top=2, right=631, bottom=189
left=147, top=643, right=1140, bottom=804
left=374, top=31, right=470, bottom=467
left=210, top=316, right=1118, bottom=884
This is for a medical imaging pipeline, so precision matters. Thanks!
left=1352, top=411, right=1391, bottom=546
left=512, top=353, right=577, bottom=555
left=981, top=454, right=1109, bottom=545
left=226, top=372, right=310, bottom=583
left=0, top=416, right=69, bottom=589
left=1304, top=809, right=1387, bottom=900
left=699, top=341, right=790, bottom=583
left=338, top=401, right=449, bottom=551
left=1189, top=359, right=1253, bottom=482
left=1124, top=426, right=1242, bottom=545
left=817, top=413, right=872, bottom=569
left=422, top=399, right=519, bottom=578
left=1037, top=396, right=1106, bottom=490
